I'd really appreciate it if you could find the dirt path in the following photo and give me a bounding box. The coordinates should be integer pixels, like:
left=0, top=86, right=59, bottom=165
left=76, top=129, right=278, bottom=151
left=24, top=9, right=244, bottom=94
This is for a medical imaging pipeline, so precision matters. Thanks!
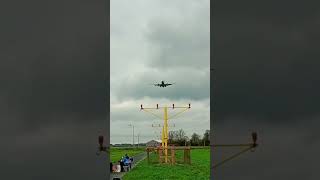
left=110, top=152, right=147, bottom=180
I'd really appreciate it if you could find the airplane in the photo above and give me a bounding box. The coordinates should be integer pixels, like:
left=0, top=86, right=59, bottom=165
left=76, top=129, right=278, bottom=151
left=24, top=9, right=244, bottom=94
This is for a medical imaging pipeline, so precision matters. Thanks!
left=152, top=81, right=175, bottom=88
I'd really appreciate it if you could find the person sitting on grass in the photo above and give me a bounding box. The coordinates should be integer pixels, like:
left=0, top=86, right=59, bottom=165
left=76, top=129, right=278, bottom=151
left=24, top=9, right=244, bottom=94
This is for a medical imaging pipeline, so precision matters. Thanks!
left=116, top=163, right=121, bottom=172
left=111, top=162, right=119, bottom=172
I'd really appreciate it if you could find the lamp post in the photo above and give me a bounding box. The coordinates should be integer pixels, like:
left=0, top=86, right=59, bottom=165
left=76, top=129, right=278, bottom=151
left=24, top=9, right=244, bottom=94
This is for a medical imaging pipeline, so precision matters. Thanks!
left=137, top=133, right=140, bottom=148
left=128, top=124, right=134, bottom=147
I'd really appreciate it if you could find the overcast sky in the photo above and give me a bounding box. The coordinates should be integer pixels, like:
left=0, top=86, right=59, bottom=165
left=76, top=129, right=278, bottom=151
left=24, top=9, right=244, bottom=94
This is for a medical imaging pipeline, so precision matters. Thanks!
left=110, top=0, right=210, bottom=144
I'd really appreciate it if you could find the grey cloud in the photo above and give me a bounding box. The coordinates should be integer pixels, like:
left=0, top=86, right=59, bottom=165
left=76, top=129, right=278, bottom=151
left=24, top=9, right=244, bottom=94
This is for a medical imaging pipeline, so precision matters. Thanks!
left=145, top=7, right=209, bottom=69
left=111, top=67, right=210, bottom=101
left=109, top=0, right=210, bottom=146
left=110, top=0, right=210, bottom=103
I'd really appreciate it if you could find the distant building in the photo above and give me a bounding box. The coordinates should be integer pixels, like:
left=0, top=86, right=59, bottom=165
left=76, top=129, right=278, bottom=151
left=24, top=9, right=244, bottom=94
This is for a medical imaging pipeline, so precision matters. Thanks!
left=146, top=140, right=162, bottom=147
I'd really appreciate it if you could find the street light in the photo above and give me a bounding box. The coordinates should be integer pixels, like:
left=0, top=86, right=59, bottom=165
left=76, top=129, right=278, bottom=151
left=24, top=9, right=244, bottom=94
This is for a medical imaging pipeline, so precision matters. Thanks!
left=128, top=124, right=134, bottom=147
left=137, top=133, right=140, bottom=148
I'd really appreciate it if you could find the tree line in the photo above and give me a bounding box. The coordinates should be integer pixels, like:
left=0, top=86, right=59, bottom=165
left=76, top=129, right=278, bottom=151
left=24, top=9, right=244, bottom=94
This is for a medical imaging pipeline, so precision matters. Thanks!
left=168, top=129, right=210, bottom=146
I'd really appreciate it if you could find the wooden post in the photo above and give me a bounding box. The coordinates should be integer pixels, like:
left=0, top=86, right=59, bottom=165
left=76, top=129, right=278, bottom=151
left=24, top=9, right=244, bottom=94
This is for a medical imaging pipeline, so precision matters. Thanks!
left=160, top=146, right=165, bottom=163
left=171, top=145, right=175, bottom=164
left=147, top=148, right=150, bottom=164
left=187, top=147, right=191, bottom=164
left=187, top=148, right=189, bottom=164
left=158, top=147, right=161, bottom=163
left=184, top=148, right=187, bottom=163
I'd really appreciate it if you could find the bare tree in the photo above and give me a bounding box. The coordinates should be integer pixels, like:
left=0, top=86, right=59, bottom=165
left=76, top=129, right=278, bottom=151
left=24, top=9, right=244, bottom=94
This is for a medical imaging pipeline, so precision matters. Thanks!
left=190, top=133, right=201, bottom=146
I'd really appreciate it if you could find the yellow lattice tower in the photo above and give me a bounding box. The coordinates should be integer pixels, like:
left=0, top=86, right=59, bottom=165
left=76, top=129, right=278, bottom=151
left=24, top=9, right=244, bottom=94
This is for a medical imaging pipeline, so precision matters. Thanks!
left=140, top=103, right=191, bottom=163
left=151, top=123, right=175, bottom=146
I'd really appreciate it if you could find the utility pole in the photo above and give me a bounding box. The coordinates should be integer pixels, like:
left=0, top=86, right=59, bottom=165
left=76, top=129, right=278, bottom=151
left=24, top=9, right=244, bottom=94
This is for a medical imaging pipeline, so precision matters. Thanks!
left=141, top=103, right=191, bottom=163
left=137, top=133, right=140, bottom=148
left=129, top=124, right=134, bottom=147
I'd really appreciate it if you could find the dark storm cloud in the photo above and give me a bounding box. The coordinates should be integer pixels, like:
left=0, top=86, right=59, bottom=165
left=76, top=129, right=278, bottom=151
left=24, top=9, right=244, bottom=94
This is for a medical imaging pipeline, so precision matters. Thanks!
left=0, top=0, right=107, bottom=179
left=213, top=0, right=320, bottom=179
left=213, top=0, right=320, bottom=123
left=1, top=0, right=106, bottom=134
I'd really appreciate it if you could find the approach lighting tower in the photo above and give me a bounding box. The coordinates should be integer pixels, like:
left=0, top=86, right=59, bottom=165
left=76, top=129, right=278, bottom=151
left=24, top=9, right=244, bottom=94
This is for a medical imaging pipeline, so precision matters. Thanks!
left=213, top=132, right=259, bottom=169
left=140, top=103, right=191, bottom=163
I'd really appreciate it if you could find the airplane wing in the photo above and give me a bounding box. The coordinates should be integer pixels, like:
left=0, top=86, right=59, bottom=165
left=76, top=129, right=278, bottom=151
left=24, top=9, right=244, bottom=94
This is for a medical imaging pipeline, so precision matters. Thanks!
left=165, top=83, right=175, bottom=86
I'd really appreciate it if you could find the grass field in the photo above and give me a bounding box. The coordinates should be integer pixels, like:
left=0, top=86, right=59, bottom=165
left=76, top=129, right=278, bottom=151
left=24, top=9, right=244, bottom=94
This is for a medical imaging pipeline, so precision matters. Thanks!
left=123, top=148, right=210, bottom=180
left=110, top=147, right=145, bottom=163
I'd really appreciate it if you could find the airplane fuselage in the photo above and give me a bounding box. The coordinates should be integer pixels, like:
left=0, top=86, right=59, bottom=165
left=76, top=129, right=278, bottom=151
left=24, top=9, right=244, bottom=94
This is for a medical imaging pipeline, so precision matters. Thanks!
left=154, top=80, right=172, bottom=88
left=160, top=81, right=165, bottom=87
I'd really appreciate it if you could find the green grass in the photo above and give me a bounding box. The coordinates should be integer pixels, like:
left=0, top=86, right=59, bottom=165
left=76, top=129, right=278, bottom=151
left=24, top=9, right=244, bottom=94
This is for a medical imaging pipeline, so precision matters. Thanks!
left=123, top=148, right=210, bottom=180
left=110, top=147, right=145, bottom=163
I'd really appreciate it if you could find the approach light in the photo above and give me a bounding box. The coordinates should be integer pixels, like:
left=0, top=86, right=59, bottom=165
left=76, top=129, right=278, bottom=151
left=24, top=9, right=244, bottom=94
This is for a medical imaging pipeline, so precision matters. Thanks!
left=98, top=135, right=104, bottom=147
left=252, top=132, right=257, bottom=146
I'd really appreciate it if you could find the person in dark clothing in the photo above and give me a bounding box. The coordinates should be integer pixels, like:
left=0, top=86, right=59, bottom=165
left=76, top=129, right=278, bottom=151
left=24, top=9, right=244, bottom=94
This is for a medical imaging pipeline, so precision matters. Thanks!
left=129, top=157, right=133, bottom=169
left=119, top=160, right=124, bottom=172
left=110, top=162, right=113, bottom=172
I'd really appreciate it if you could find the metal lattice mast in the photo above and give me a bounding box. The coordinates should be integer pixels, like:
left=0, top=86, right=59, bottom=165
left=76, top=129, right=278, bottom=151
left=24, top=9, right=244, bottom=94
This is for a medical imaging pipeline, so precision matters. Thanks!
left=164, top=106, right=168, bottom=162
left=140, top=103, right=191, bottom=163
